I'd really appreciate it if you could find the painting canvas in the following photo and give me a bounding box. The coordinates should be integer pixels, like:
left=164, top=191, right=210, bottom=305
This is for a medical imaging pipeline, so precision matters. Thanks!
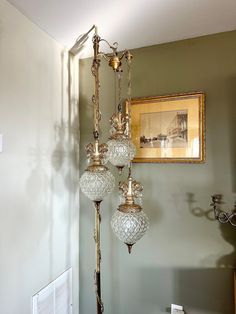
left=130, top=92, right=205, bottom=163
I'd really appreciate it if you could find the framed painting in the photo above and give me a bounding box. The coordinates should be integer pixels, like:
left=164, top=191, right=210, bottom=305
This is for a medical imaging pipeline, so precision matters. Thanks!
left=130, top=92, right=205, bottom=163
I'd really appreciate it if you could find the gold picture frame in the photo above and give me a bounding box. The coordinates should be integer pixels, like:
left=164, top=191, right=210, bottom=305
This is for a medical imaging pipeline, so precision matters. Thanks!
left=130, top=92, right=205, bottom=163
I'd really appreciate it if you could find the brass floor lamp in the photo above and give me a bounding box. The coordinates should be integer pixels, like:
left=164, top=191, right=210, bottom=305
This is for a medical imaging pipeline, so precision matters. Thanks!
left=74, top=26, right=149, bottom=314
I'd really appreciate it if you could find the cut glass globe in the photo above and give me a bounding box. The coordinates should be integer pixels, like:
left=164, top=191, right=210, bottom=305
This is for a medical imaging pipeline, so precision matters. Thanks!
left=80, top=166, right=115, bottom=202
left=107, top=138, right=136, bottom=168
left=111, top=209, right=149, bottom=251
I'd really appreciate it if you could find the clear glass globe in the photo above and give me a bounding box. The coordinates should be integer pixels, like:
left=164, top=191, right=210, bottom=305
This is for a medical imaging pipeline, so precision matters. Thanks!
left=111, top=209, right=149, bottom=245
left=107, top=138, right=136, bottom=167
left=80, top=167, right=115, bottom=202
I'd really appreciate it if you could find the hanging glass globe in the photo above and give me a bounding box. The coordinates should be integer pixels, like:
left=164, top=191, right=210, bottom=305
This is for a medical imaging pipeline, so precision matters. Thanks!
left=111, top=175, right=149, bottom=253
left=107, top=137, right=136, bottom=168
left=111, top=207, right=149, bottom=253
left=107, top=109, right=136, bottom=172
left=80, top=165, right=115, bottom=202
left=80, top=138, right=115, bottom=202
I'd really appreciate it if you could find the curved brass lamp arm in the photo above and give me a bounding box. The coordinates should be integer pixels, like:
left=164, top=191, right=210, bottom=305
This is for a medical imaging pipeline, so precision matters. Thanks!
left=118, top=50, right=128, bottom=61
left=97, top=52, right=110, bottom=62
left=99, top=38, right=118, bottom=53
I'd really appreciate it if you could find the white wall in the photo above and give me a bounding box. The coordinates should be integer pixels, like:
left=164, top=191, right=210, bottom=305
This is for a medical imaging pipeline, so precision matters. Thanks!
left=0, top=1, right=79, bottom=313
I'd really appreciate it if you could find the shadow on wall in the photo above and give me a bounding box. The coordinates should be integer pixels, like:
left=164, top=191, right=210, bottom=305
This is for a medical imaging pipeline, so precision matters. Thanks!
left=138, top=267, right=234, bottom=314
left=51, top=116, right=79, bottom=190
left=186, top=192, right=215, bottom=221
left=51, top=50, right=80, bottom=186
left=50, top=51, right=80, bottom=273
left=24, top=50, right=80, bottom=283
left=218, top=223, right=236, bottom=268
left=187, top=192, right=236, bottom=269
left=227, top=76, right=236, bottom=192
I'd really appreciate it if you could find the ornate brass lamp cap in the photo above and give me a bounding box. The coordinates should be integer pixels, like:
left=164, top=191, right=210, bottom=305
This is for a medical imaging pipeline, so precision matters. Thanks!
left=109, top=111, right=127, bottom=138
left=87, top=164, right=108, bottom=172
left=109, top=55, right=121, bottom=71
left=118, top=203, right=142, bottom=214
left=85, top=139, right=108, bottom=166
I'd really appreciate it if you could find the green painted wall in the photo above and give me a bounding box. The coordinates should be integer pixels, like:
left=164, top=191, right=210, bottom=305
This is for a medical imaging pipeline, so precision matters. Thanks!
left=79, top=31, right=236, bottom=314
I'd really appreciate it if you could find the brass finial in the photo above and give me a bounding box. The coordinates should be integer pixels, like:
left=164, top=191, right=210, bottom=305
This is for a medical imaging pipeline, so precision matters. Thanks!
left=125, top=50, right=133, bottom=61
left=109, top=111, right=127, bottom=138
left=117, top=166, right=124, bottom=174
left=85, top=140, right=108, bottom=168
left=126, top=243, right=134, bottom=254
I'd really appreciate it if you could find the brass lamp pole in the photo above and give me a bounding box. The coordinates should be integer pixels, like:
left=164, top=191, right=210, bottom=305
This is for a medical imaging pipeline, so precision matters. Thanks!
left=83, top=26, right=124, bottom=314
left=94, top=200, right=103, bottom=313
left=69, top=24, right=105, bottom=313
left=91, top=27, right=104, bottom=314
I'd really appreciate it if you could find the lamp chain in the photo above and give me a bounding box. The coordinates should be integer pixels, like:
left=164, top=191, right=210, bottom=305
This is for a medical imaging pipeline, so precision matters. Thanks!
left=114, top=71, right=117, bottom=112
left=126, top=53, right=132, bottom=139
left=91, top=34, right=101, bottom=138
left=118, top=70, right=122, bottom=111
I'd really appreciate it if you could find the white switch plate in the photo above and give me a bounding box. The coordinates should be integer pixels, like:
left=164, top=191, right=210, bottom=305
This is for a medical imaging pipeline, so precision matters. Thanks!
left=0, top=134, right=2, bottom=153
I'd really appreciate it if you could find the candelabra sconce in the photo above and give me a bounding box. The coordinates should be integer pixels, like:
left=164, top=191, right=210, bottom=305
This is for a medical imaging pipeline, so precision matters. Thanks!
left=211, top=194, right=236, bottom=226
